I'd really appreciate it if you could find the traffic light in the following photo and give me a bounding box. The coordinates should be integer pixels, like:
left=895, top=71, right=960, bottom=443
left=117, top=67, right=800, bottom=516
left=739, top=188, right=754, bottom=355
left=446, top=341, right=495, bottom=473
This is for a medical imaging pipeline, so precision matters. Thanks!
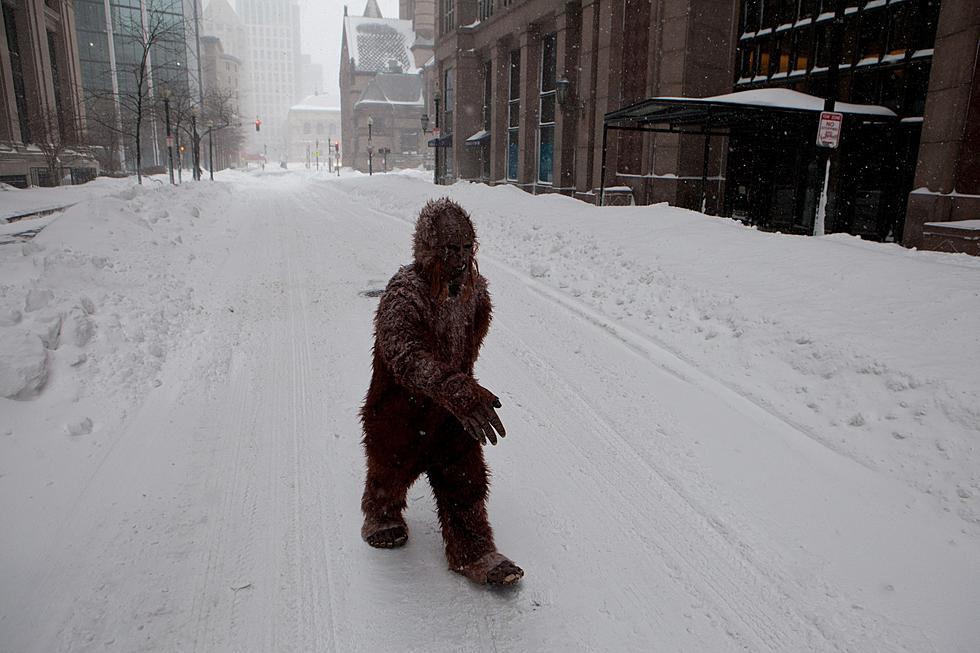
left=254, top=117, right=262, bottom=132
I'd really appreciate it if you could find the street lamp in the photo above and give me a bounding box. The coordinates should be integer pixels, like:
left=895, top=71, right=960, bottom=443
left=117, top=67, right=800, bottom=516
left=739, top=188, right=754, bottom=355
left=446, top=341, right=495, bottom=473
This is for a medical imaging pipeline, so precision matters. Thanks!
left=433, top=89, right=441, bottom=185
left=160, top=87, right=175, bottom=185
left=207, top=119, right=214, bottom=181
left=190, top=105, right=200, bottom=181
left=367, top=115, right=374, bottom=176
left=420, top=113, right=430, bottom=133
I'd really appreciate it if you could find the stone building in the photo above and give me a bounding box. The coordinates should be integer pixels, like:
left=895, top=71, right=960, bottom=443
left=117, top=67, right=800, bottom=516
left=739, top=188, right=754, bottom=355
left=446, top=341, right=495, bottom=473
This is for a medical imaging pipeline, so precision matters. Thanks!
left=286, top=93, right=340, bottom=164
left=201, top=34, right=242, bottom=170
left=0, top=0, right=96, bottom=186
left=339, top=0, right=434, bottom=172
left=433, top=0, right=978, bottom=254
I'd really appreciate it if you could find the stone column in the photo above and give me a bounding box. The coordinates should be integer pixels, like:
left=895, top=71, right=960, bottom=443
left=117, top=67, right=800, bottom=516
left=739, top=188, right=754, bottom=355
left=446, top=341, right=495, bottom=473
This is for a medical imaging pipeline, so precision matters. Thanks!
left=454, top=47, right=483, bottom=180
left=554, top=2, right=581, bottom=194
left=903, top=0, right=980, bottom=248
left=575, top=0, right=599, bottom=199
left=590, top=0, right=624, bottom=194
left=0, top=6, right=19, bottom=142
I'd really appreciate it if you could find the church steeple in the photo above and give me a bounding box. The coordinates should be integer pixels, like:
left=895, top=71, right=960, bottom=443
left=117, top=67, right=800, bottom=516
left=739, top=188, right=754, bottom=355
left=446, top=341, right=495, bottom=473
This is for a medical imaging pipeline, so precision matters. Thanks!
left=363, top=0, right=383, bottom=18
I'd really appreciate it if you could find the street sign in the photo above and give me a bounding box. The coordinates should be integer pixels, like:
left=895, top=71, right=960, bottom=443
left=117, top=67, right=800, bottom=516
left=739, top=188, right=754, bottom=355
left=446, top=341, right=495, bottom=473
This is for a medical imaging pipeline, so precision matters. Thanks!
left=432, top=128, right=441, bottom=138
left=166, top=136, right=174, bottom=147
left=817, top=111, right=843, bottom=148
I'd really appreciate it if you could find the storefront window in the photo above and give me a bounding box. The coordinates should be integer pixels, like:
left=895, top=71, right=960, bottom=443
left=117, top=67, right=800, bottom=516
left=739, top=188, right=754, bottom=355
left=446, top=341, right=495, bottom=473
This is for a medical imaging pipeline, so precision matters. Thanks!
left=538, top=33, right=556, bottom=184
left=507, top=49, right=520, bottom=181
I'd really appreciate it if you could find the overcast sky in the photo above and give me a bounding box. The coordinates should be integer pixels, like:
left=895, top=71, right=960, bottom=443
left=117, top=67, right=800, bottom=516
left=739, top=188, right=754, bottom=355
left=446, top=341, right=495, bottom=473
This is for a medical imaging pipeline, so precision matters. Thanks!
left=221, top=0, right=401, bottom=105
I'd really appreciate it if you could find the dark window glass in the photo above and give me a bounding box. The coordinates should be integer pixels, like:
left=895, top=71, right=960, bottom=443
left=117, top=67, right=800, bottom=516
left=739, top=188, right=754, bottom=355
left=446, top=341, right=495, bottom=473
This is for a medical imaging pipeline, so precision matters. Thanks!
left=886, top=3, right=912, bottom=57
left=3, top=4, right=31, bottom=143
left=841, top=19, right=860, bottom=66
left=850, top=70, right=879, bottom=105
left=798, top=0, right=817, bottom=19
left=905, top=61, right=930, bottom=116
left=779, top=0, right=797, bottom=25
left=509, top=49, right=520, bottom=100
left=762, top=0, right=779, bottom=28
left=775, top=34, right=791, bottom=73
left=740, top=44, right=758, bottom=77
left=914, top=0, right=940, bottom=51
left=880, top=68, right=906, bottom=113
left=758, top=39, right=772, bottom=75
left=858, top=8, right=887, bottom=62
left=742, top=0, right=761, bottom=32
left=482, top=60, right=492, bottom=131
left=537, top=125, right=553, bottom=183
left=794, top=27, right=813, bottom=71
left=540, top=33, right=556, bottom=92
left=814, top=21, right=831, bottom=68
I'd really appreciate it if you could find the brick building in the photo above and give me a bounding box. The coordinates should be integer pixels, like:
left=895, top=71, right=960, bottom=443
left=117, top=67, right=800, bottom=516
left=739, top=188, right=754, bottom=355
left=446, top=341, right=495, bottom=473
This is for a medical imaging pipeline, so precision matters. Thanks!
left=339, top=0, right=434, bottom=172
left=432, top=0, right=979, bottom=253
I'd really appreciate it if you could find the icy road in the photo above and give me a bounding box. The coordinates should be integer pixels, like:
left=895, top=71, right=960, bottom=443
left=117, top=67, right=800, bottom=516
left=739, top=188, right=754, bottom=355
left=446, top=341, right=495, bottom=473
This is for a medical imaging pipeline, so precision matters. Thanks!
left=1, top=170, right=978, bottom=652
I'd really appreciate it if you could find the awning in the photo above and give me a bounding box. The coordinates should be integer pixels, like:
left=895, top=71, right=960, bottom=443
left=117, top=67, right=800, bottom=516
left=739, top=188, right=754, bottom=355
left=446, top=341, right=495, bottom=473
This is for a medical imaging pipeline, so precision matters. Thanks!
left=604, top=88, right=897, bottom=132
left=464, top=130, right=490, bottom=147
left=427, top=133, right=453, bottom=147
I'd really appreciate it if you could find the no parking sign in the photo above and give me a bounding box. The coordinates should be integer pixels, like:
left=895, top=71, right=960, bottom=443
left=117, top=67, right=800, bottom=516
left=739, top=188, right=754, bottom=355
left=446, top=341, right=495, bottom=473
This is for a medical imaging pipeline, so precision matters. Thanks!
left=817, top=112, right=843, bottom=148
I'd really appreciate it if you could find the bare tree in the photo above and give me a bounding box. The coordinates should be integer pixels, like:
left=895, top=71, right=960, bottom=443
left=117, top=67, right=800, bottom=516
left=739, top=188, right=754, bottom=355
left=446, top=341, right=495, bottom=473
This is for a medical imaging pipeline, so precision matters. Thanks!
left=83, top=1, right=189, bottom=184
left=28, top=107, right=87, bottom=187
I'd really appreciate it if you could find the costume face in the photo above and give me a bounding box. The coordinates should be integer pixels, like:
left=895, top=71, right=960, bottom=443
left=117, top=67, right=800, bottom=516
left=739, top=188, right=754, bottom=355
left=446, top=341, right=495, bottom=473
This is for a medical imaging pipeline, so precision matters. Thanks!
left=436, top=213, right=475, bottom=293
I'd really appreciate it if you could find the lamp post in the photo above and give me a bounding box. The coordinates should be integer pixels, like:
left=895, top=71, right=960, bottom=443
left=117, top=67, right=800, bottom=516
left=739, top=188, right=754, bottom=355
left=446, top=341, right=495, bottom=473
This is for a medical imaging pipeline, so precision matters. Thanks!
left=207, top=119, right=214, bottom=181
left=160, top=88, right=175, bottom=185
left=433, top=89, right=441, bottom=185
left=367, top=115, right=374, bottom=176
left=190, top=106, right=200, bottom=181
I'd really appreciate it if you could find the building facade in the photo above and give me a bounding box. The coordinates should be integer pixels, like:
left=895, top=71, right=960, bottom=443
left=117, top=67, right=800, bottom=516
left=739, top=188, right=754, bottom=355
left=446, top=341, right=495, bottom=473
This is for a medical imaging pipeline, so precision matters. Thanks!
left=434, top=0, right=978, bottom=253
left=0, top=0, right=96, bottom=186
left=74, top=0, right=192, bottom=174
left=237, top=0, right=303, bottom=160
left=286, top=93, right=340, bottom=164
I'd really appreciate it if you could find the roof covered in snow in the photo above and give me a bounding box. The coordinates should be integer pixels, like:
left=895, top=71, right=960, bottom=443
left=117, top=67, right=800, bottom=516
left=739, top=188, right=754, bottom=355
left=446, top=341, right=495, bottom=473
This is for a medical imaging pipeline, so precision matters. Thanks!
left=344, top=15, right=418, bottom=74
left=606, top=88, right=897, bottom=128
left=289, top=94, right=340, bottom=113
left=355, top=72, right=423, bottom=108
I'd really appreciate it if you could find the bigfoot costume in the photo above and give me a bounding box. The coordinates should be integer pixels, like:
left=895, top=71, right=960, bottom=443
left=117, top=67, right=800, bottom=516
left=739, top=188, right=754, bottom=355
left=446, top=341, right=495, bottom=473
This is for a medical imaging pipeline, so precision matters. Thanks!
left=360, top=198, right=522, bottom=586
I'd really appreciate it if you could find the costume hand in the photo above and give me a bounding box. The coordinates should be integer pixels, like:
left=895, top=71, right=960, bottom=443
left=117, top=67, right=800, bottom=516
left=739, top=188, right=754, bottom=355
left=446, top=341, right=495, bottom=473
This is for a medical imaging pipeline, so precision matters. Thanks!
left=459, top=392, right=506, bottom=446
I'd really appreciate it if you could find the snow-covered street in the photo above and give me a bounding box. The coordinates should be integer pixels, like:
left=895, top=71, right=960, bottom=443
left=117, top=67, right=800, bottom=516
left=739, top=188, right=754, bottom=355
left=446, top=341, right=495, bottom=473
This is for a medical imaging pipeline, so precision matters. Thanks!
left=1, top=169, right=978, bottom=652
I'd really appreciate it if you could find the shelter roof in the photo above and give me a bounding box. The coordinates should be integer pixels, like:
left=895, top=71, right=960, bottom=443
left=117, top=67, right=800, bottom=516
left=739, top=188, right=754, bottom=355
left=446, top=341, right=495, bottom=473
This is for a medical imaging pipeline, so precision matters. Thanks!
left=605, top=88, right=897, bottom=130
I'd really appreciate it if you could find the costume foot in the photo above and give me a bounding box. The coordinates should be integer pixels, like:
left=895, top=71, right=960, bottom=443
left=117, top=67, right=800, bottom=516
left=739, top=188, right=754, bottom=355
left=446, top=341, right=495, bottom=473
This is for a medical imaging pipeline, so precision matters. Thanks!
left=362, top=517, right=408, bottom=549
left=456, top=552, right=524, bottom=586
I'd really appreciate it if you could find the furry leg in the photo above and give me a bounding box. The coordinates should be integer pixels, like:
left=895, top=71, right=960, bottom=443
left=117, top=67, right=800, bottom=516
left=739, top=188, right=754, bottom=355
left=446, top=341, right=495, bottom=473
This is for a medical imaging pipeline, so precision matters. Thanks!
left=361, top=461, right=415, bottom=549
left=427, top=442, right=496, bottom=570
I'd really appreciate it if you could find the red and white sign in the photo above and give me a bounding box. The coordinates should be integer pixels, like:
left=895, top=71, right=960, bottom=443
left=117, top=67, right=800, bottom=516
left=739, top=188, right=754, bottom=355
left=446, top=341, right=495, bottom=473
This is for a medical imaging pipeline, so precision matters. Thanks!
left=816, top=111, right=843, bottom=148
left=166, top=135, right=174, bottom=148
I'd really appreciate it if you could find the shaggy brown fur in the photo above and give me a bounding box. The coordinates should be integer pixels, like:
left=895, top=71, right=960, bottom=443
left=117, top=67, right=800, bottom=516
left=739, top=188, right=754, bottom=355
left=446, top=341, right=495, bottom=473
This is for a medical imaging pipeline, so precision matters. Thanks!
left=360, top=198, right=522, bottom=585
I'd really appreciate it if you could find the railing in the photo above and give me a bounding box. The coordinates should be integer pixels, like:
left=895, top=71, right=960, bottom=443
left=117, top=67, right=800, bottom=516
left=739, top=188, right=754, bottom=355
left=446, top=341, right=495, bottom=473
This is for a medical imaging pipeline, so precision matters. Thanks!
left=477, top=0, right=521, bottom=23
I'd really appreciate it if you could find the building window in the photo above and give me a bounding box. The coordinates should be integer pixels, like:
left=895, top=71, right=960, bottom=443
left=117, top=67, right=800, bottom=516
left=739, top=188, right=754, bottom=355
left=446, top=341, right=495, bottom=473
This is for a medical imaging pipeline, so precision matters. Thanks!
left=3, top=4, right=31, bottom=143
left=440, top=0, right=454, bottom=35
left=507, top=49, right=520, bottom=181
left=793, top=27, right=813, bottom=72
left=538, top=33, right=556, bottom=184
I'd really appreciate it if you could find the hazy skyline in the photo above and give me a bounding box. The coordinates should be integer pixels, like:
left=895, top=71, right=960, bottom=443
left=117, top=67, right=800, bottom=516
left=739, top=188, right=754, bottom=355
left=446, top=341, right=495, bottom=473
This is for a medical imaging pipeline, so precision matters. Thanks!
left=220, top=0, right=402, bottom=105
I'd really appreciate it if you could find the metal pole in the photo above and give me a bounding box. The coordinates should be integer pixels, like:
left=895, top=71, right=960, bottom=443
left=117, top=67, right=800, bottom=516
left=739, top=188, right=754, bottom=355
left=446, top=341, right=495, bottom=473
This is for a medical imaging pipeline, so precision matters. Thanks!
left=192, top=0, right=204, bottom=104
left=191, top=114, right=199, bottom=180
left=434, top=97, right=440, bottom=185
left=700, top=125, right=710, bottom=214
left=598, top=124, right=609, bottom=206
left=164, top=98, right=174, bottom=184
left=208, top=129, right=214, bottom=180
left=813, top=0, right=846, bottom=236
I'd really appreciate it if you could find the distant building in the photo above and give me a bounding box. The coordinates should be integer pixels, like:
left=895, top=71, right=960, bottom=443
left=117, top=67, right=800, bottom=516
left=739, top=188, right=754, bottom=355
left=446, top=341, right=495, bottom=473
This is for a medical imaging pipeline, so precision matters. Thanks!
left=286, top=94, right=340, bottom=165
left=0, top=0, right=96, bottom=187
left=237, top=0, right=304, bottom=159
left=299, top=53, right=324, bottom=98
left=339, top=0, right=434, bottom=172
left=201, top=35, right=242, bottom=170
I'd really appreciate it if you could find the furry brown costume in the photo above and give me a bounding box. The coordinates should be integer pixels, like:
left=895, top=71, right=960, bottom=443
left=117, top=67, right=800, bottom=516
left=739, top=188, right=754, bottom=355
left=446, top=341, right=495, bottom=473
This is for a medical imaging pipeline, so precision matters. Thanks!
left=360, top=198, right=522, bottom=586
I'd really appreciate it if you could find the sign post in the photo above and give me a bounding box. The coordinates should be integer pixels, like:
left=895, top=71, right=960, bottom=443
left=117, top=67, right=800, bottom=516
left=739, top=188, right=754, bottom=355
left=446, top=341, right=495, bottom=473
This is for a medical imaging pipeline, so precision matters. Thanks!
left=814, top=111, right=843, bottom=236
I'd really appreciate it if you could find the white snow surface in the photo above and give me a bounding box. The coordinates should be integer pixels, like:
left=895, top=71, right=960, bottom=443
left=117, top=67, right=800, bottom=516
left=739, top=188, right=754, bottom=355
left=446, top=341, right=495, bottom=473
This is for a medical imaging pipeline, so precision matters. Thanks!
left=1, top=169, right=978, bottom=652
